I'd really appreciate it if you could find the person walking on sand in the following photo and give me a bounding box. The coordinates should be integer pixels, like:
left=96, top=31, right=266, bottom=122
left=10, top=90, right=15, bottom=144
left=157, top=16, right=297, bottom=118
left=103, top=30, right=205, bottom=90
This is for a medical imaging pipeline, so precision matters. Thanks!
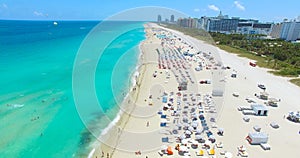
left=146, top=121, right=149, bottom=127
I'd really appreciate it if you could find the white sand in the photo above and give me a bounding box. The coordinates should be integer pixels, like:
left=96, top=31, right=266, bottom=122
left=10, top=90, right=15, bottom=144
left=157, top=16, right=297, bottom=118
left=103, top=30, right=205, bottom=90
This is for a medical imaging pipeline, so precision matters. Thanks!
left=92, top=23, right=300, bottom=158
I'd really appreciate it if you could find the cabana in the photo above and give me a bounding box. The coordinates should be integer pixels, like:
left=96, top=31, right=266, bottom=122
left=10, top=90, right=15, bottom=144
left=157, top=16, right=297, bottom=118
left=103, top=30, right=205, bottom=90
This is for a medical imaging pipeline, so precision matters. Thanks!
left=246, top=132, right=268, bottom=145
left=212, top=89, right=223, bottom=97
left=251, top=104, right=268, bottom=116
left=231, top=71, right=237, bottom=78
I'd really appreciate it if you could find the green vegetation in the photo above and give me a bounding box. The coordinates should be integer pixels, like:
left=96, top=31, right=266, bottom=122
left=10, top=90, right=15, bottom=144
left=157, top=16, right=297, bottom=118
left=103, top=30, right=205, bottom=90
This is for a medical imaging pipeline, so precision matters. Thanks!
left=163, top=24, right=300, bottom=78
left=290, top=78, right=300, bottom=87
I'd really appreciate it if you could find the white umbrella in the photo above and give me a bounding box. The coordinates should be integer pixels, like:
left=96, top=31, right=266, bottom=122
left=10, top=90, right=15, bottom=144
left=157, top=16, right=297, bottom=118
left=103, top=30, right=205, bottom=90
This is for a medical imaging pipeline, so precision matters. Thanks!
left=185, top=130, right=192, bottom=135
left=209, top=135, right=215, bottom=139
left=196, top=129, right=202, bottom=134
left=183, top=123, right=189, bottom=127
left=188, top=126, right=194, bottom=132
left=218, top=128, right=224, bottom=132
left=195, top=135, right=203, bottom=140
left=191, top=122, right=198, bottom=128
left=180, top=134, right=186, bottom=139
left=180, top=146, right=188, bottom=151
left=181, top=139, right=188, bottom=144
left=183, top=116, right=189, bottom=121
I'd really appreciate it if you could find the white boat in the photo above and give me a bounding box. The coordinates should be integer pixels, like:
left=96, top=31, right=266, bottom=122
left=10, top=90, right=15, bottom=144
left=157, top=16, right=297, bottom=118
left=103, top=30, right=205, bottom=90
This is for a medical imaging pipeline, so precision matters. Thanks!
left=53, top=21, right=58, bottom=26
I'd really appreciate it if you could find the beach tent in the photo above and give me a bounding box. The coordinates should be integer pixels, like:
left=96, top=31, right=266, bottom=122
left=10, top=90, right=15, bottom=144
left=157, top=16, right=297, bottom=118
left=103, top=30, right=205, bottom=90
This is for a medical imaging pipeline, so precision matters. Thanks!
left=212, top=89, right=223, bottom=97
left=162, top=137, right=169, bottom=143
left=251, top=104, right=268, bottom=116
left=246, top=132, right=268, bottom=145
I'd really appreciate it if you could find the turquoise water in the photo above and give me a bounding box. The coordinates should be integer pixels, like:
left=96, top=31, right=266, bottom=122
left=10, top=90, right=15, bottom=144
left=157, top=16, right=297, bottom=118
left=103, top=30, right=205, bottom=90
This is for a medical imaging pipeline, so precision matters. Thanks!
left=0, top=20, right=145, bottom=157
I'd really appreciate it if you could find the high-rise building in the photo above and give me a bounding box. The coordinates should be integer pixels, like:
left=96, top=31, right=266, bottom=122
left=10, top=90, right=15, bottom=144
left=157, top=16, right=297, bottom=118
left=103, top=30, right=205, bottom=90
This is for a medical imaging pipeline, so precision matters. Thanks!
left=199, top=12, right=272, bottom=35
left=198, top=12, right=239, bottom=33
left=157, top=15, right=162, bottom=23
left=271, top=21, right=300, bottom=41
left=270, top=23, right=283, bottom=38
left=280, top=21, right=300, bottom=41
left=237, top=20, right=273, bottom=35
left=177, top=18, right=198, bottom=28
left=170, top=15, right=175, bottom=23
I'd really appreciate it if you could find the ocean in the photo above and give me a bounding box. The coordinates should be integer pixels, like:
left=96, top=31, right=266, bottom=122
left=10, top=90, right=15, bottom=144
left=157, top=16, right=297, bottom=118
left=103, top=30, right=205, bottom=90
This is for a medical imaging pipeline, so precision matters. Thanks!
left=0, top=20, right=145, bottom=157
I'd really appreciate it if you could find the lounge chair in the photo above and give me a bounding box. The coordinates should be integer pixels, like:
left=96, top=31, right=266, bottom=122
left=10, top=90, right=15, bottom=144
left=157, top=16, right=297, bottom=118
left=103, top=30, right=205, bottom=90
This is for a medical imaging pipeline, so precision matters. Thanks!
left=239, top=151, right=248, bottom=157
left=196, top=149, right=204, bottom=156
left=208, top=149, right=215, bottom=155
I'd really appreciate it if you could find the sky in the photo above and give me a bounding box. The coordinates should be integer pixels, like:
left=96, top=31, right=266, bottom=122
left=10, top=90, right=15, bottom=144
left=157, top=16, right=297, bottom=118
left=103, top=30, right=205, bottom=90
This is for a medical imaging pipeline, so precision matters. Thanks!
left=0, top=0, right=299, bottom=22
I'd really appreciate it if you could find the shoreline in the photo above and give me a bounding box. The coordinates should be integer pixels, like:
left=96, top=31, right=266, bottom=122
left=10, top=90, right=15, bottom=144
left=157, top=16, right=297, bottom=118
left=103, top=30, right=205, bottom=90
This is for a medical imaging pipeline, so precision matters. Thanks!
left=90, top=24, right=149, bottom=158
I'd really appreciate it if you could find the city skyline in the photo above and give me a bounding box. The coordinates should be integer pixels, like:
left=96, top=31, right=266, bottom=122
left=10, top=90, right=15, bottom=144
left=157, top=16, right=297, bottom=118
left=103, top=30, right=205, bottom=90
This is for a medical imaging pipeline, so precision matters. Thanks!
left=0, top=0, right=299, bottom=22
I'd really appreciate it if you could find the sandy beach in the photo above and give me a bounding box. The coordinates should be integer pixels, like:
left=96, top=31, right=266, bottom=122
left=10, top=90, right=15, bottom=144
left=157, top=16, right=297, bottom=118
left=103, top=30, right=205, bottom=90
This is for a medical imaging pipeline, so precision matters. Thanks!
left=91, top=23, right=300, bottom=158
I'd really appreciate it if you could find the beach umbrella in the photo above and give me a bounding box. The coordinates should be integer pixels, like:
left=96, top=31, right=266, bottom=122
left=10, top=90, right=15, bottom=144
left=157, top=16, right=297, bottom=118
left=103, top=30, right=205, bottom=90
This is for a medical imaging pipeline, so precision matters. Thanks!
left=218, top=128, right=224, bottom=133
left=180, top=134, right=186, bottom=139
left=188, top=126, right=194, bottom=132
left=185, top=130, right=192, bottom=135
left=196, top=129, right=202, bottom=134
left=192, top=113, right=198, bottom=119
left=183, top=123, right=189, bottom=127
left=191, top=122, right=198, bottom=128
left=181, top=139, right=188, bottom=144
left=172, top=129, right=178, bottom=134
left=190, top=108, right=196, bottom=113
left=180, top=146, right=188, bottom=152
left=176, top=123, right=182, bottom=127
left=183, top=116, right=188, bottom=122
left=195, top=135, right=203, bottom=140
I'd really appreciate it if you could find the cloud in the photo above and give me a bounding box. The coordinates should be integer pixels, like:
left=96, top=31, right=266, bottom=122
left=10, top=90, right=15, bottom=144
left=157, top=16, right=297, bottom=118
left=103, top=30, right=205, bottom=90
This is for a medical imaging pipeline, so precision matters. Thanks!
left=33, top=11, right=44, bottom=16
left=2, top=3, right=8, bottom=8
left=234, top=1, right=245, bottom=11
left=208, top=5, right=220, bottom=11
left=194, top=8, right=200, bottom=12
